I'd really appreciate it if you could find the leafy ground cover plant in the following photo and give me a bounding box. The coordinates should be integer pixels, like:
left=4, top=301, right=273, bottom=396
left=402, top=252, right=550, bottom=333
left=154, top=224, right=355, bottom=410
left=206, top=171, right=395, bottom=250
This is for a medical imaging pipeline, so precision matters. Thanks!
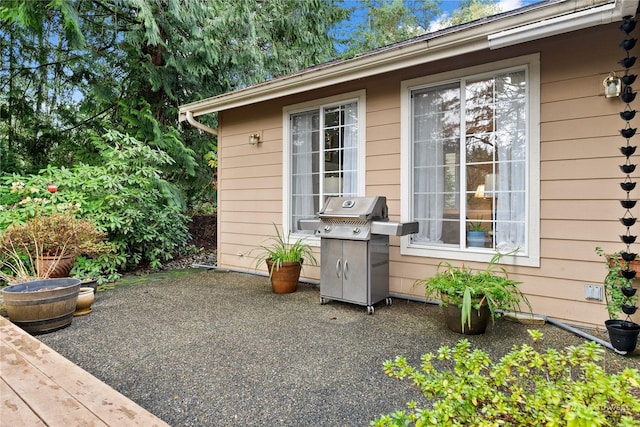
left=372, top=330, right=640, bottom=426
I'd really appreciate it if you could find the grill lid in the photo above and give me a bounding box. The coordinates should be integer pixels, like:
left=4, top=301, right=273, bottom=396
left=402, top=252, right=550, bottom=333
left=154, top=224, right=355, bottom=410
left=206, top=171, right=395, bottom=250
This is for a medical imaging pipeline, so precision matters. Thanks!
left=318, top=196, right=388, bottom=220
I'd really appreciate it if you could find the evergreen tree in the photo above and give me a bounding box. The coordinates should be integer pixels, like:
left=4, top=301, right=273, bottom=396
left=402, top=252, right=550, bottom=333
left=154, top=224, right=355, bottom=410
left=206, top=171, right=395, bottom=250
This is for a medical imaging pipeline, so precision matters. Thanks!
left=0, top=0, right=346, bottom=206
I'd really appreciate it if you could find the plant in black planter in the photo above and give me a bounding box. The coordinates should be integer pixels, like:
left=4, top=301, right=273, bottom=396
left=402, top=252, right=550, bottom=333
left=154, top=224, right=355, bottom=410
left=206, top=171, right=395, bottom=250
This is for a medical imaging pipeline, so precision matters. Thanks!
left=254, top=224, right=317, bottom=294
left=417, top=251, right=531, bottom=334
left=596, top=247, right=640, bottom=354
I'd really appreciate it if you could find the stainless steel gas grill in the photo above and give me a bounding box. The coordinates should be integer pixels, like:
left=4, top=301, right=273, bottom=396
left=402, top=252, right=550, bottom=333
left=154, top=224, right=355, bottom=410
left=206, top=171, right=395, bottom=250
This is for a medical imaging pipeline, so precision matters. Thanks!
left=299, top=196, right=418, bottom=314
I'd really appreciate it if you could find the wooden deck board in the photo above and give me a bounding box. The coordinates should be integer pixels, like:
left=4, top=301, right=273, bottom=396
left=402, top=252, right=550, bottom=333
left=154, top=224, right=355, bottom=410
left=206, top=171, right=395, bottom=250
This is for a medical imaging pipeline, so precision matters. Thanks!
left=1, top=378, right=47, bottom=427
left=0, top=316, right=170, bottom=427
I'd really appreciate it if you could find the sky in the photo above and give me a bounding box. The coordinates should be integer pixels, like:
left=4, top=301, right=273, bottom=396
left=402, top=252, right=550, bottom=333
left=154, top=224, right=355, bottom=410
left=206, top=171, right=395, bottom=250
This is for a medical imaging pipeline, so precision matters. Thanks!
left=440, top=0, right=531, bottom=16
left=340, top=0, right=541, bottom=31
left=431, top=0, right=539, bottom=30
left=333, top=0, right=541, bottom=52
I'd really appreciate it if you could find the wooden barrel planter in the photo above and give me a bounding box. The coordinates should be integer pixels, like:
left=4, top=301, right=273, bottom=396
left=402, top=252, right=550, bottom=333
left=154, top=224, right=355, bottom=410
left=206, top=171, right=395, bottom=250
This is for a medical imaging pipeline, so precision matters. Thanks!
left=1, top=278, right=81, bottom=334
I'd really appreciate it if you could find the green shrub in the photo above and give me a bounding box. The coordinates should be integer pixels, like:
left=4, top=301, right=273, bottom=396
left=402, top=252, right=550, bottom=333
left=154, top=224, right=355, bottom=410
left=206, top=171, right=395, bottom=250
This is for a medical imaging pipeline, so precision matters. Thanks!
left=373, top=330, right=640, bottom=427
left=0, top=130, right=191, bottom=281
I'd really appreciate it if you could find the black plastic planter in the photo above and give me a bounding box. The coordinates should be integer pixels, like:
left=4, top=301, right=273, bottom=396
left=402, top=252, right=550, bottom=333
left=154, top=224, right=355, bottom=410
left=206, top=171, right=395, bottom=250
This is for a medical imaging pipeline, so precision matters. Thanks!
left=605, top=319, right=640, bottom=353
left=622, top=286, right=638, bottom=297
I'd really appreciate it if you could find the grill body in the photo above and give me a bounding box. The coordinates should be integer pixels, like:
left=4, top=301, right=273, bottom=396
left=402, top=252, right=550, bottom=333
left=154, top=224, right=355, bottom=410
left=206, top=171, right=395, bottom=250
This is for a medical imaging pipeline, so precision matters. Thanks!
left=299, top=196, right=418, bottom=314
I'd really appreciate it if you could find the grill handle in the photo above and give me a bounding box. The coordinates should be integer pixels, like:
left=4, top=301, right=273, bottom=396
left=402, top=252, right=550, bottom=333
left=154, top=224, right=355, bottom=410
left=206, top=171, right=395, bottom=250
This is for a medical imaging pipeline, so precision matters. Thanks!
left=343, top=259, right=348, bottom=280
left=336, top=259, right=342, bottom=278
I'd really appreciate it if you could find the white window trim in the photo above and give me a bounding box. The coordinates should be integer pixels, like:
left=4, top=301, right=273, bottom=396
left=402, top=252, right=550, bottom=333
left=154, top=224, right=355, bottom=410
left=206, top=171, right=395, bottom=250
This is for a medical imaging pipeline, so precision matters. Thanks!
left=400, top=54, right=540, bottom=267
left=282, top=90, right=367, bottom=245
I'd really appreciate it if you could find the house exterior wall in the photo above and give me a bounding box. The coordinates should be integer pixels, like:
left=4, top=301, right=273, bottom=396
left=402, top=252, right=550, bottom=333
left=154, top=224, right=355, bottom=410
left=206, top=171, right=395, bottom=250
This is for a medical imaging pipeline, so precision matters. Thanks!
left=216, top=22, right=638, bottom=328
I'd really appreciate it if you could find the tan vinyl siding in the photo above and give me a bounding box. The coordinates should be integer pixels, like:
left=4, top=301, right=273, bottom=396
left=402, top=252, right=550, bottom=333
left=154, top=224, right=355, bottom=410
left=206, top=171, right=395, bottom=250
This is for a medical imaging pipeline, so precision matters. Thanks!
left=215, top=21, right=635, bottom=327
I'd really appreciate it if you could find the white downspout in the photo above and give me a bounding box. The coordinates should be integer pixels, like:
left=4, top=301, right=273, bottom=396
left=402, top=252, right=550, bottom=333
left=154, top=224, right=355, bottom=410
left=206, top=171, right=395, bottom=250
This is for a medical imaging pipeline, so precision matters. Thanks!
left=185, top=111, right=218, bottom=136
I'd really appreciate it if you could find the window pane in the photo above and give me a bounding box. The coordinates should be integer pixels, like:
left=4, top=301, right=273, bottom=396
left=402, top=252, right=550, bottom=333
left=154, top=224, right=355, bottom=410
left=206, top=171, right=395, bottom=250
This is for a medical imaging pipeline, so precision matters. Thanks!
left=412, top=83, right=460, bottom=245
left=410, top=68, right=528, bottom=252
left=493, top=71, right=526, bottom=251
left=466, top=78, right=494, bottom=134
left=464, top=70, right=527, bottom=250
left=322, top=102, right=358, bottom=200
left=290, top=101, right=359, bottom=232
left=291, top=110, right=319, bottom=234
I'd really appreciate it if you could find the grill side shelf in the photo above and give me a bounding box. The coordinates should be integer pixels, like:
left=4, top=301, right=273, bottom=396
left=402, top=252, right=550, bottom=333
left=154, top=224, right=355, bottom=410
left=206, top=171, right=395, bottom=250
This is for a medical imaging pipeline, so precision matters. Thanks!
left=370, top=221, right=419, bottom=236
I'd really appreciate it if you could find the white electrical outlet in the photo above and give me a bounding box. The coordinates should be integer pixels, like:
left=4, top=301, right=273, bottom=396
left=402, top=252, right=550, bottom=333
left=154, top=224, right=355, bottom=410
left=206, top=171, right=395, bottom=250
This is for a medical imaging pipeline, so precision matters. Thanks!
left=585, top=284, right=603, bottom=301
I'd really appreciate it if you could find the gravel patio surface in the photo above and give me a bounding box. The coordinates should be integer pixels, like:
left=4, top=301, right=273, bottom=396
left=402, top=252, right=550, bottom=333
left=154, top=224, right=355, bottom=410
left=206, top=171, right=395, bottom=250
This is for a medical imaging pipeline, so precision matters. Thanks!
left=37, top=268, right=640, bottom=427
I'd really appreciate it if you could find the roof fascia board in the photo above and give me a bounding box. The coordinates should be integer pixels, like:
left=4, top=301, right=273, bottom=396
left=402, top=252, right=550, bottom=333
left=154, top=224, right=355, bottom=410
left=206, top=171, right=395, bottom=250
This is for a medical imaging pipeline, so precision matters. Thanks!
left=178, top=0, right=627, bottom=120
left=488, top=0, right=634, bottom=49
left=179, top=36, right=488, bottom=120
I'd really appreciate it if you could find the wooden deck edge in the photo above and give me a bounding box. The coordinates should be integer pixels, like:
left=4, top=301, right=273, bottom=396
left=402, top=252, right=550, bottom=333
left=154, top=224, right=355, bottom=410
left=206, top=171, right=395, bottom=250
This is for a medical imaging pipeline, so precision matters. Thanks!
left=0, top=316, right=170, bottom=427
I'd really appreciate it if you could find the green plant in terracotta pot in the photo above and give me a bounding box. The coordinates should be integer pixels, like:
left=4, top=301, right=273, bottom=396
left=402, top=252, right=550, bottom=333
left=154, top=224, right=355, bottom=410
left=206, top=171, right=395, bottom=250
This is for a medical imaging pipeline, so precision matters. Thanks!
left=1, top=182, right=113, bottom=283
left=254, top=224, right=317, bottom=294
left=417, top=251, right=531, bottom=334
left=1, top=210, right=112, bottom=282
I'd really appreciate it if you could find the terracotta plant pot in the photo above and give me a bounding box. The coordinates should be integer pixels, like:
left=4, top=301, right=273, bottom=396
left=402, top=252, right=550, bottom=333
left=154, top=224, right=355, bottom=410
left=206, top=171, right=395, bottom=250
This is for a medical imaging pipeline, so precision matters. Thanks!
left=36, top=254, right=76, bottom=278
left=266, top=259, right=302, bottom=294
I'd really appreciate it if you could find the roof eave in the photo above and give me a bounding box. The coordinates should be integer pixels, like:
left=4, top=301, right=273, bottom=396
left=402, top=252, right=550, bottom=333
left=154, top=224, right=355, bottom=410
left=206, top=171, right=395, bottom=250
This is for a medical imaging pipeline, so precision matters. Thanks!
left=178, top=0, right=633, bottom=121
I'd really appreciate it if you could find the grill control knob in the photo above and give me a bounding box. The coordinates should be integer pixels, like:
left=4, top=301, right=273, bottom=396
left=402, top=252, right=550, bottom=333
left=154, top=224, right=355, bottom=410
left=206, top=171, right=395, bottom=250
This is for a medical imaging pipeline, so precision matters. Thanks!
left=324, top=225, right=332, bottom=232
left=353, top=227, right=360, bottom=234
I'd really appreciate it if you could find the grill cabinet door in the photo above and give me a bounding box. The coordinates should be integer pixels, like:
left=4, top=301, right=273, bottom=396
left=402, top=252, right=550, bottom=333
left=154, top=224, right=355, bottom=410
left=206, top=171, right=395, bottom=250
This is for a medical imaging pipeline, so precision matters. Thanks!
left=342, top=240, right=368, bottom=304
left=321, top=239, right=343, bottom=299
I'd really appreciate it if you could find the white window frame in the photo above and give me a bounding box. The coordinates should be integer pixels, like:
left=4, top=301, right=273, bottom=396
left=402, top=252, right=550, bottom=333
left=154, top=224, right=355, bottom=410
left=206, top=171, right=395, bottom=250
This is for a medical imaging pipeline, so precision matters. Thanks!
left=400, top=54, right=540, bottom=267
left=283, top=90, right=367, bottom=243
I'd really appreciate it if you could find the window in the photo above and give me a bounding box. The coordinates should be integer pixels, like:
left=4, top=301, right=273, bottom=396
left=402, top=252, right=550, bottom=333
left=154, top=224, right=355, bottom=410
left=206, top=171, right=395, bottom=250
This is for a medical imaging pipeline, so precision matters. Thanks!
left=401, top=56, right=540, bottom=266
left=284, top=92, right=365, bottom=235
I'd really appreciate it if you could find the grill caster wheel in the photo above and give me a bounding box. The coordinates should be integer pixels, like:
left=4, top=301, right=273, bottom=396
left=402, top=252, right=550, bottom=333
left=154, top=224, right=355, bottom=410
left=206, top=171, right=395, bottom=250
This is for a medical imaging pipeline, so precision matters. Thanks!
left=320, top=297, right=328, bottom=305
left=367, top=306, right=374, bottom=315
left=385, top=298, right=392, bottom=306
